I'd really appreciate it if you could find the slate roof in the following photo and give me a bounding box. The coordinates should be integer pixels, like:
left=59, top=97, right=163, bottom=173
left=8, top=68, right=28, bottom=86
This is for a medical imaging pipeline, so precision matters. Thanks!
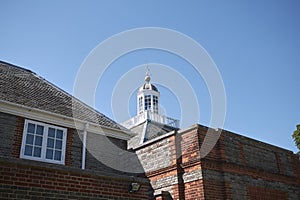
left=146, top=120, right=178, bottom=140
left=139, top=83, right=158, bottom=92
left=128, top=120, right=178, bottom=148
left=0, top=61, right=123, bottom=130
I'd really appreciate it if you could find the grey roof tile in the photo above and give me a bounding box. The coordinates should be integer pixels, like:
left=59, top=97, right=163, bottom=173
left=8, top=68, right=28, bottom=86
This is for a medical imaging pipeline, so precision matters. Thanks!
left=0, top=61, right=123, bottom=130
left=128, top=120, right=178, bottom=148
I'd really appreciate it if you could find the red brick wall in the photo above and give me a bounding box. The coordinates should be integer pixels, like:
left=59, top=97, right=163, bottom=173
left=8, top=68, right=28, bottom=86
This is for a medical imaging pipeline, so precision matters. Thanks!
left=135, top=124, right=300, bottom=200
left=184, top=179, right=205, bottom=200
left=247, top=186, right=288, bottom=200
left=155, top=191, right=173, bottom=200
left=202, top=179, right=227, bottom=200
left=1, top=112, right=151, bottom=199
left=12, top=116, right=24, bottom=158
left=0, top=157, right=149, bottom=199
left=200, top=127, right=300, bottom=199
left=65, top=127, right=74, bottom=166
left=147, top=168, right=178, bottom=198
left=181, top=128, right=200, bottom=164
left=11, top=116, right=80, bottom=168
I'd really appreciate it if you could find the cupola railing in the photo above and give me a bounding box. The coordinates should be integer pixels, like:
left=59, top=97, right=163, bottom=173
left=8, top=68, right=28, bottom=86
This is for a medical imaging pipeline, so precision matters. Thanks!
left=121, top=111, right=180, bottom=129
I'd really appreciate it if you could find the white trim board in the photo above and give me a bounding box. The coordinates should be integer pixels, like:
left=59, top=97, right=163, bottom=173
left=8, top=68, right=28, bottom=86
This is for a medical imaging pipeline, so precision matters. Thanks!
left=0, top=100, right=131, bottom=140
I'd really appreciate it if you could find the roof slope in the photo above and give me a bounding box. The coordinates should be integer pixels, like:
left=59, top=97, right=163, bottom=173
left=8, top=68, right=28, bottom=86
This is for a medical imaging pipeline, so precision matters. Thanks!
left=128, top=120, right=178, bottom=149
left=0, top=61, right=122, bottom=130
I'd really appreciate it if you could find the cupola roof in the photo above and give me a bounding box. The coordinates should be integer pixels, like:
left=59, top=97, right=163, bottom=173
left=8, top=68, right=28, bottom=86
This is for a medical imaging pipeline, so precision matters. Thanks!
left=138, top=66, right=158, bottom=92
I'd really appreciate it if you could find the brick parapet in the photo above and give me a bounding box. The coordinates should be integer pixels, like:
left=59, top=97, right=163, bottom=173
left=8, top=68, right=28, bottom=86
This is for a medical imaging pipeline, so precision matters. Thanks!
left=132, top=123, right=300, bottom=199
left=201, top=159, right=299, bottom=187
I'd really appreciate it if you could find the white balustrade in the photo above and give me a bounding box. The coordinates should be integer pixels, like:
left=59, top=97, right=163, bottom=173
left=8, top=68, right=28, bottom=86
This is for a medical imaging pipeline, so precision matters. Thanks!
left=121, top=111, right=179, bottom=129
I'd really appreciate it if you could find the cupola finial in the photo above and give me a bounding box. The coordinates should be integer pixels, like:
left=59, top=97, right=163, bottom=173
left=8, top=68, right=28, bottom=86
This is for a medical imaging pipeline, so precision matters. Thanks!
left=145, top=65, right=151, bottom=83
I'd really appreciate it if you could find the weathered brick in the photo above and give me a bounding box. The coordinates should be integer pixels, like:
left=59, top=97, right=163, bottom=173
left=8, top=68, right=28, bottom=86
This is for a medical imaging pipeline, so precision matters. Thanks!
left=133, top=124, right=300, bottom=200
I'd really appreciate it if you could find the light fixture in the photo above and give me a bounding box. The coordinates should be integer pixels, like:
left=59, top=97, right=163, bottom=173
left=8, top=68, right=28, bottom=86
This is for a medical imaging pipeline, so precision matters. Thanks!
left=129, top=182, right=141, bottom=193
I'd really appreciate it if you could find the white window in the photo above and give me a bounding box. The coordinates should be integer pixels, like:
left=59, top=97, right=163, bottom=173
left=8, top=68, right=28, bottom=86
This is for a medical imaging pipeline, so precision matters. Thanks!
left=153, top=95, right=158, bottom=113
left=138, top=96, right=143, bottom=114
left=144, top=95, right=151, bottom=111
left=20, top=119, right=67, bottom=165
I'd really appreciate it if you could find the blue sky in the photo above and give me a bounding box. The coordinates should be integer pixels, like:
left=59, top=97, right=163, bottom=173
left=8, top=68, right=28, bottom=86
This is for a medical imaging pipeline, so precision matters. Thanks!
left=0, top=1, right=299, bottom=152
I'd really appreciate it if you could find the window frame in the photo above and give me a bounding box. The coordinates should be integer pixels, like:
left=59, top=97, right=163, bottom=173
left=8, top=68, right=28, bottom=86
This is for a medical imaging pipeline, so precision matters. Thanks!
left=144, top=95, right=151, bottom=111
left=138, top=96, right=143, bottom=114
left=20, top=119, right=67, bottom=165
left=153, top=95, right=158, bottom=113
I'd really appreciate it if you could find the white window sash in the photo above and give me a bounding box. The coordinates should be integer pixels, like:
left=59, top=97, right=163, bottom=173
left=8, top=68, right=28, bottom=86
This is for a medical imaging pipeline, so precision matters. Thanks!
left=20, top=119, right=67, bottom=165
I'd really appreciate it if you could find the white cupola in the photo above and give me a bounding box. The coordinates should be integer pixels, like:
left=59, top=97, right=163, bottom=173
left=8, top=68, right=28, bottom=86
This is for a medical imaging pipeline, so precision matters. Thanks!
left=121, top=66, right=179, bottom=130
left=137, top=67, right=160, bottom=115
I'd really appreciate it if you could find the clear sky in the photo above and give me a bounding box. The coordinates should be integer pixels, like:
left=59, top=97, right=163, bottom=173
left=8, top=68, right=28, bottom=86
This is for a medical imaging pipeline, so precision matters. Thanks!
left=0, top=0, right=299, bottom=153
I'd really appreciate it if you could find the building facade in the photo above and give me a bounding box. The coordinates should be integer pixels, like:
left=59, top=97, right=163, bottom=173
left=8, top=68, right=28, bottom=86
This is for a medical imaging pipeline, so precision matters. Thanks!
left=124, top=70, right=300, bottom=200
left=0, top=61, right=299, bottom=199
left=0, top=61, right=150, bottom=199
left=133, top=124, right=300, bottom=199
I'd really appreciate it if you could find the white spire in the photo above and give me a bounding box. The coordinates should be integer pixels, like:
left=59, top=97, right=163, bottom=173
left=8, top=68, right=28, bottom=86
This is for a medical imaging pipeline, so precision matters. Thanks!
left=145, top=65, right=151, bottom=83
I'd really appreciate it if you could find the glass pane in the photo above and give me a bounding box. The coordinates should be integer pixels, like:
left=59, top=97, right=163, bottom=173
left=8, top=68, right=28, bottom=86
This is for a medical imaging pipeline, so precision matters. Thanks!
left=33, top=147, right=41, bottom=157
left=46, top=149, right=53, bottom=159
left=55, top=140, right=62, bottom=149
left=47, top=138, right=54, bottom=148
left=24, top=145, right=33, bottom=156
left=36, top=125, right=44, bottom=135
left=34, top=136, right=43, bottom=146
left=56, top=130, right=63, bottom=139
left=28, top=123, right=35, bottom=133
left=48, top=128, right=55, bottom=138
left=54, top=150, right=61, bottom=161
left=26, top=134, right=34, bottom=145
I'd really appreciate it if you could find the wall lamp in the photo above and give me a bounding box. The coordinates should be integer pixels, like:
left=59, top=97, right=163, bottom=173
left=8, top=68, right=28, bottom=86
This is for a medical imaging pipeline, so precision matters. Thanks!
left=129, top=182, right=141, bottom=193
